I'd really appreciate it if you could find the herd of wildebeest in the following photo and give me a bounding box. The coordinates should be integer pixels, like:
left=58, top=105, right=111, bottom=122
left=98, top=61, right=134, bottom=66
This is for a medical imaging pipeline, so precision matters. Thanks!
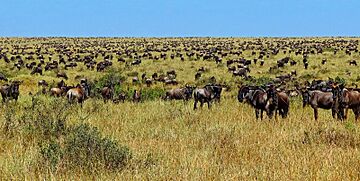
left=0, top=38, right=360, bottom=121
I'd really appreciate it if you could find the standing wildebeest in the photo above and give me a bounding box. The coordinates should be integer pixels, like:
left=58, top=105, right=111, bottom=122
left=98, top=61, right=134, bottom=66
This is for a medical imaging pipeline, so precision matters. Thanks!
left=133, top=90, right=141, bottom=102
left=265, top=86, right=290, bottom=119
left=193, top=84, right=222, bottom=110
left=101, top=84, right=114, bottom=103
left=164, top=85, right=194, bottom=101
left=301, top=88, right=337, bottom=120
left=113, top=92, right=126, bottom=103
left=50, top=87, right=68, bottom=97
left=332, top=84, right=360, bottom=121
left=238, top=85, right=269, bottom=120
left=66, top=83, right=90, bottom=107
left=0, top=81, right=21, bottom=102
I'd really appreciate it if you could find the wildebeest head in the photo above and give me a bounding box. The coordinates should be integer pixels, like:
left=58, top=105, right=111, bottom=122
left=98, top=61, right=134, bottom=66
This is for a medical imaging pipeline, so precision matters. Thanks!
left=184, top=85, right=195, bottom=100
left=301, top=87, right=311, bottom=108
left=238, top=86, right=250, bottom=103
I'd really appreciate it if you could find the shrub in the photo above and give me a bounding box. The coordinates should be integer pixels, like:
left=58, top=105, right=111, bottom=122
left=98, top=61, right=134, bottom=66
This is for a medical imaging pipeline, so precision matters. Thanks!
left=63, top=123, right=132, bottom=171
left=126, top=87, right=166, bottom=101
left=92, top=71, right=126, bottom=98
left=243, top=76, right=273, bottom=86
left=39, top=140, right=63, bottom=171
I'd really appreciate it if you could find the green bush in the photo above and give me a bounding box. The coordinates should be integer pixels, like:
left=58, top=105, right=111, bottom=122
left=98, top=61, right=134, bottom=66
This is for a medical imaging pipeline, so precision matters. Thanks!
left=63, top=123, right=132, bottom=170
left=92, top=71, right=126, bottom=98
left=39, top=140, right=63, bottom=171
left=126, top=87, right=166, bottom=101
left=243, top=76, right=273, bottom=86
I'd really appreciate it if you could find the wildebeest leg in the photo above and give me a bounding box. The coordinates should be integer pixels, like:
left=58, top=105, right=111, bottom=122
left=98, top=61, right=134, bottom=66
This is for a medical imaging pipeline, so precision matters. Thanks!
left=200, top=100, right=204, bottom=108
left=255, top=109, right=260, bottom=120
left=193, top=100, right=198, bottom=110
left=355, top=108, right=360, bottom=121
left=352, top=108, right=359, bottom=121
left=345, top=108, right=349, bottom=119
left=79, top=99, right=83, bottom=108
left=331, top=107, right=336, bottom=119
left=313, top=108, right=318, bottom=120
left=283, top=108, right=289, bottom=118
left=1, top=94, right=5, bottom=102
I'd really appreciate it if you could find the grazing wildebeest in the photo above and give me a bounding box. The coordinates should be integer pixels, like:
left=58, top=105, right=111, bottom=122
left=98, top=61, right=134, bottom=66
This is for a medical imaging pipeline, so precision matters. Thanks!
left=193, top=84, right=222, bottom=110
left=0, top=81, right=21, bottom=102
left=233, top=67, right=250, bottom=77
left=101, top=84, right=114, bottom=103
left=38, top=80, right=48, bottom=87
left=57, top=72, right=68, bottom=80
left=31, top=66, right=43, bottom=75
left=332, top=84, right=360, bottom=121
left=301, top=88, right=337, bottom=120
left=66, top=84, right=90, bottom=107
left=164, top=85, right=194, bottom=101
left=131, top=59, right=141, bottom=66
left=133, top=90, right=141, bottom=102
left=349, top=60, right=357, bottom=66
left=50, top=87, right=68, bottom=97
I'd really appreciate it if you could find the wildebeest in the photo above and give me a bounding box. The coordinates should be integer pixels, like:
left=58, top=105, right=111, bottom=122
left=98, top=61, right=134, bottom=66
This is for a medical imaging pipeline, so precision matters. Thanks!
left=332, top=84, right=360, bottom=121
left=131, top=59, right=141, bottom=66
left=31, top=66, right=43, bottom=75
left=133, top=90, right=141, bottom=102
left=265, top=86, right=290, bottom=119
left=349, top=60, right=357, bottom=66
left=0, top=81, right=21, bottom=102
left=38, top=80, right=48, bottom=87
left=57, top=72, right=68, bottom=80
left=193, top=84, right=222, bottom=110
left=301, top=88, right=337, bottom=120
left=50, top=87, right=68, bottom=97
left=113, top=92, right=126, bottom=103
left=101, top=84, right=114, bottom=103
left=66, top=83, right=90, bottom=107
left=238, top=85, right=269, bottom=120
left=164, top=85, right=194, bottom=101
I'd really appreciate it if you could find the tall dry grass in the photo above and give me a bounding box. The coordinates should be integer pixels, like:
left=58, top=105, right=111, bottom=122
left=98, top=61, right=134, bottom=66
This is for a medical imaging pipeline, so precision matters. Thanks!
left=1, top=96, right=360, bottom=180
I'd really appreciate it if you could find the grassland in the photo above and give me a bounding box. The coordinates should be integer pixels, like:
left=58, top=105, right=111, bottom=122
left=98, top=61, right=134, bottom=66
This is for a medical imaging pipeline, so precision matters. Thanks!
left=0, top=37, right=360, bottom=180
